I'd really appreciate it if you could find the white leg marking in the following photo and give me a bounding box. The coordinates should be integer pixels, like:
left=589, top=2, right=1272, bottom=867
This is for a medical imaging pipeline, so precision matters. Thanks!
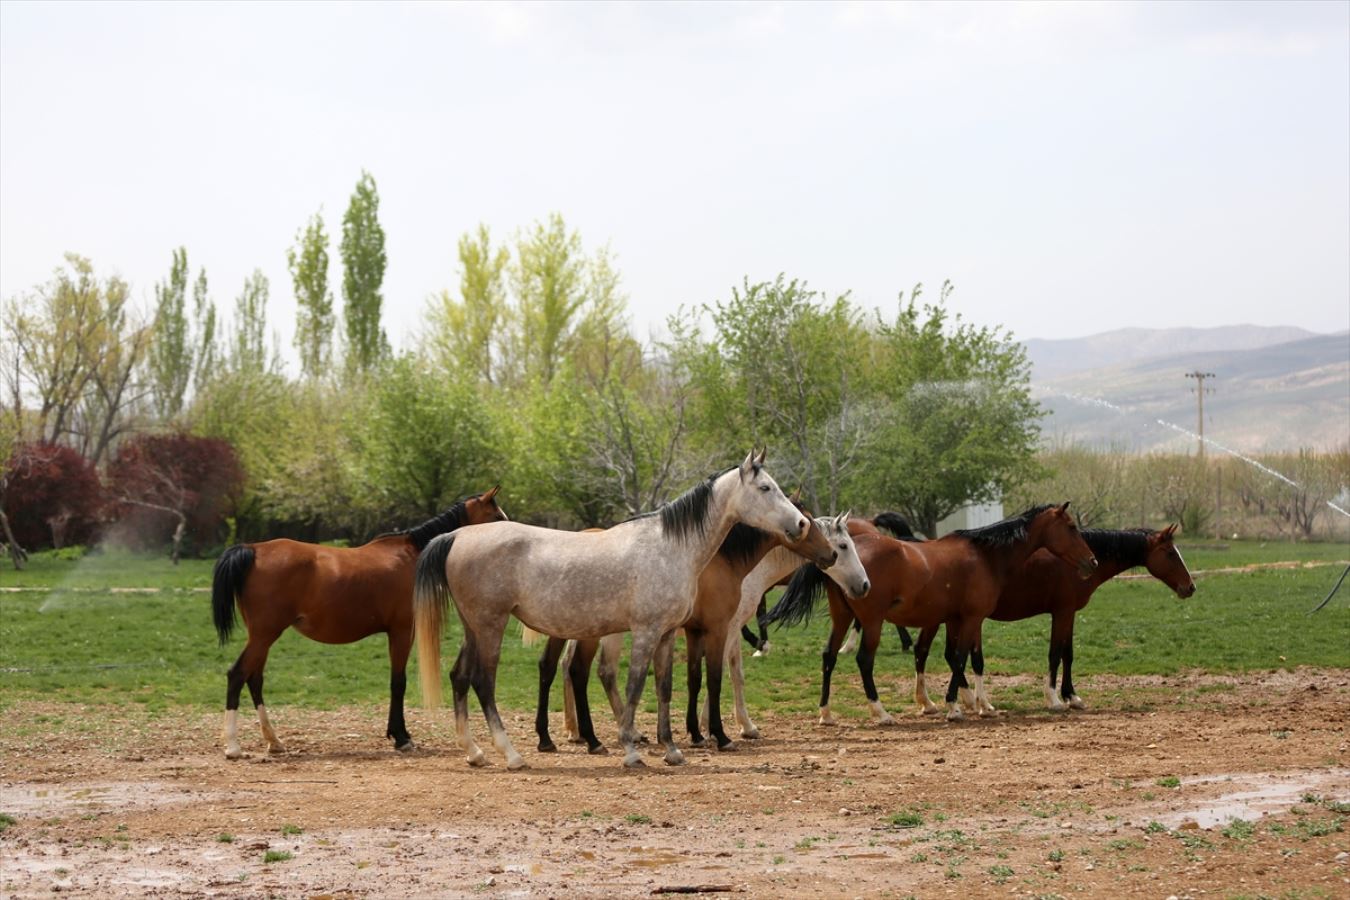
left=1068, top=694, right=1086, bottom=710
left=945, top=701, right=965, bottom=722
left=972, top=675, right=997, bottom=716
left=958, top=686, right=978, bottom=713
left=729, top=643, right=759, bottom=739
left=223, top=710, right=242, bottom=759
left=869, top=699, right=896, bottom=726
left=1045, top=675, right=1067, bottom=711
left=915, top=673, right=940, bottom=715
left=818, top=705, right=837, bottom=726
left=256, top=704, right=286, bottom=753
left=839, top=630, right=859, bottom=655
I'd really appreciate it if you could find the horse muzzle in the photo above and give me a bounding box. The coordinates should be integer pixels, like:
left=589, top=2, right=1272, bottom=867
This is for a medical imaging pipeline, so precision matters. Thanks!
left=848, top=578, right=870, bottom=600
left=786, top=518, right=809, bottom=542
left=1177, top=582, right=1196, bottom=599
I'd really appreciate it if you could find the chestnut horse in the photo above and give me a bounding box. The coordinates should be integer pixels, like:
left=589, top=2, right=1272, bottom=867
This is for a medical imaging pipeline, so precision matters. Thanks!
left=766, top=503, right=1097, bottom=723
left=911, top=524, right=1195, bottom=714
left=211, top=487, right=507, bottom=758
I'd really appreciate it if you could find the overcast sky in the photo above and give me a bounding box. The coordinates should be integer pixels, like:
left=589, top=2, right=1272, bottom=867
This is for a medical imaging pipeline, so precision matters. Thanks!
left=2, top=1, right=1347, bottom=370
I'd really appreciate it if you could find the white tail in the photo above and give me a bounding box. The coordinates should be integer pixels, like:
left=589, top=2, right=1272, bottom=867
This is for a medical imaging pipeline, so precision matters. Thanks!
left=521, top=624, right=548, bottom=647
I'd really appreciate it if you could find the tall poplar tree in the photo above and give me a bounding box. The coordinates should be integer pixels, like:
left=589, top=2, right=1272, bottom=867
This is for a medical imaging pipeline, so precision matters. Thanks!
left=289, top=211, right=334, bottom=378
left=340, top=171, right=388, bottom=374
left=148, top=248, right=192, bottom=420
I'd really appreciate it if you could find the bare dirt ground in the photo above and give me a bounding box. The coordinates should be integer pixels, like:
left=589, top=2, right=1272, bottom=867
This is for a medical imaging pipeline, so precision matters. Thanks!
left=2, top=670, right=1347, bottom=899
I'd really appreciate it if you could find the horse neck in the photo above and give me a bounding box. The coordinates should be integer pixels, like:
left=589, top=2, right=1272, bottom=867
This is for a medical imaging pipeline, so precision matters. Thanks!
left=754, top=544, right=809, bottom=591
left=673, top=471, right=743, bottom=583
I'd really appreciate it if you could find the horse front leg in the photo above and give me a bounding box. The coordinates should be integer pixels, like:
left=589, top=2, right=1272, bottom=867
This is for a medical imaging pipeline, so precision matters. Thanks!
left=595, top=634, right=642, bottom=743
left=912, top=624, right=941, bottom=715
left=727, top=638, right=759, bottom=739
left=619, top=632, right=658, bottom=768
left=968, top=625, right=997, bottom=717
left=568, top=639, right=607, bottom=754
left=684, top=627, right=708, bottom=747
left=386, top=626, right=415, bottom=751
left=535, top=636, right=567, bottom=752
left=856, top=620, right=895, bottom=725
left=944, top=619, right=978, bottom=722
left=653, top=629, right=685, bottom=766
left=1045, top=612, right=1071, bottom=711
left=818, top=601, right=851, bottom=726
left=1058, top=616, right=1085, bottom=709
left=703, top=622, right=735, bottom=750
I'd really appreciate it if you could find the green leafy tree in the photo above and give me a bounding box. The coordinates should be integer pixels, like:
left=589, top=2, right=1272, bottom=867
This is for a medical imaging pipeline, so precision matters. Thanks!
left=289, top=211, right=334, bottom=379
left=341, top=171, right=389, bottom=374
left=425, top=224, right=509, bottom=383
left=863, top=282, right=1043, bottom=537
left=192, top=269, right=217, bottom=390
left=231, top=269, right=273, bottom=373
left=510, top=213, right=587, bottom=384
left=148, top=248, right=192, bottom=419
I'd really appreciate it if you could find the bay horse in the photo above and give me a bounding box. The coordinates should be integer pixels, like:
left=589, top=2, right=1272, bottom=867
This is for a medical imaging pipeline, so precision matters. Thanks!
left=210, top=486, right=507, bottom=759
left=910, top=524, right=1195, bottom=714
left=414, top=450, right=809, bottom=770
left=536, top=510, right=869, bottom=753
left=766, top=503, right=1097, bottom=723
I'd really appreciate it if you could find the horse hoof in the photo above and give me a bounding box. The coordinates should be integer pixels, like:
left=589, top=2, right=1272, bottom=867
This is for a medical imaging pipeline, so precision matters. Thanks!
left=507, top=757, right=529, bottom=771
left=741, top=727, right=761, bottom=740
left=876, top=716, right=897, bottom=727
left=1068, top=696, right=1086, bottom=710
left=467, top=751, right=488, bottom=768
left=636, top=734, right=651, bottom=745
left=224, top=747, right=243, bottom=760
left=818, top=716, right=836, bottom=727
left=664, top=749, right=686, bottom=766
left=921, top=706, right=941, bottom=717
left=567, top=736, right=586, bottom=745
left=395, top=739, right=416, bottom=752
left=267, top=744, right=287, bottom=755
left=978, top=708, right=998, bottom=719
left=716, top=740, right=737, bottom=752
left=688, top=736, right=708, bottom=749
left=945, top=708, right=965, bottom=722
left=587, top=744, right=609, bottom=756
left=623, top=754, right=647, bottom=769
left=538, top=741, right=558, bottom=753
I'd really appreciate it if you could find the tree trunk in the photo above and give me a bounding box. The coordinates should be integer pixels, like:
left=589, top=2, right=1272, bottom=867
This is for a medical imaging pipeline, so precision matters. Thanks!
left=0, top=508, right=27, bottom=570
left=170, top=515, right=186, bottom=565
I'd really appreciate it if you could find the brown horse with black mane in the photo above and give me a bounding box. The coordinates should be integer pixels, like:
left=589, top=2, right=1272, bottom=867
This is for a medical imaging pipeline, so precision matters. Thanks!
left=211, top=487, right=507, bottom=758
left=766, top=503, right=1097, bottom=723
left=912, top=523, right=1196, bottom=715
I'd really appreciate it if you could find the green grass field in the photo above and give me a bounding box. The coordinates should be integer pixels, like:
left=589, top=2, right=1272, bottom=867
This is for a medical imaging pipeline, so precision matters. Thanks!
left=1, top=540, right=1347, bottom=722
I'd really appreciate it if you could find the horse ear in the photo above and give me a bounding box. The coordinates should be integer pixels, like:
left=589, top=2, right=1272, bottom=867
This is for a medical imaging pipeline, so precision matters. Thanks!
left=484, top=485, right=500, bottom=501
left=754, top=446, right=767, bottom=467
left=1057, top=501, right=1071, bottom=514
left=789, top=486, right=803, bottom=503
left=1162, top=523, right=1178, bottom=540
left=836, top=510, right=851, bottom=530
left=740, top=449, right=757, bottom=479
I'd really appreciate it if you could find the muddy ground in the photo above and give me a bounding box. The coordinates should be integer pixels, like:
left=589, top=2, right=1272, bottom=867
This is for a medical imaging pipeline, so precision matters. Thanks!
left=1, top=670, right=1347, bottom=899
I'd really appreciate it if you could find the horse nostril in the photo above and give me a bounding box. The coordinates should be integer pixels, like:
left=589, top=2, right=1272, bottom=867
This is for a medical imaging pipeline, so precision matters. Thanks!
left=830, top=550, right=838, bottom=566
left=860, top=580, right=870, bottom=596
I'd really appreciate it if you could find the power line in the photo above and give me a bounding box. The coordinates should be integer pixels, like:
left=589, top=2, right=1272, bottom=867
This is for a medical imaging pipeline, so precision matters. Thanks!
left=1184, top=370, right=1216, bottom=459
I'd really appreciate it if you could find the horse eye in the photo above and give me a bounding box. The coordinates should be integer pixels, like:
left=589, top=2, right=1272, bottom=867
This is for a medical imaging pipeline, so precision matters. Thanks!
left=759, top=485, right=770, bottom=492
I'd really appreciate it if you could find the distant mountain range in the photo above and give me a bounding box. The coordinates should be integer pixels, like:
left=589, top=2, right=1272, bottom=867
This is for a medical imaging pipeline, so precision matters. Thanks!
left=1023, top=326, right=1349, bottom=453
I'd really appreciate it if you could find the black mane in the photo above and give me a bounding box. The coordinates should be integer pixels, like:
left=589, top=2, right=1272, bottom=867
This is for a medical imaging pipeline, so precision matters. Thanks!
left=1083, top=528, right=1152, bottom=569
left=953, top=504, right=1054, bottom=547
left=718, top=522, right=772, bottom=567
left=389, top=497, right=474, bottom=551
left=624, top=466, right=739, bottom=543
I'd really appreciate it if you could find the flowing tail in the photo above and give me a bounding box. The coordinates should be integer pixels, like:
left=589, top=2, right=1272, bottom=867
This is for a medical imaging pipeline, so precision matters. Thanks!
left=872, top=512, right=922, bottom=541
left=521, top=625, right=548, bottom=647
left=764, top=562, right=829, bottom=629
left=414, top=532, right=458, bottom=709
left=211, top=544, right=255, bottom=646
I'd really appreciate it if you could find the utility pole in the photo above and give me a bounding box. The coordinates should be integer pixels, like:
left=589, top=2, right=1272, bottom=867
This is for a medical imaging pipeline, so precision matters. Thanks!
left=1185, top=370, right=1216, bottom=460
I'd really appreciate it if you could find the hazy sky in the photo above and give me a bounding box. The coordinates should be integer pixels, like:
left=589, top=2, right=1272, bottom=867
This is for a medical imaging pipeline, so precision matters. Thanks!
left=2, top=1, right=1347, bottom=370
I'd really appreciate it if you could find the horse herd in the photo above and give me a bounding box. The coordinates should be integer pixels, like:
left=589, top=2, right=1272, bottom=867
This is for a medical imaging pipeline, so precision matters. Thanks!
left=211, top=449, right=1196, bottom=769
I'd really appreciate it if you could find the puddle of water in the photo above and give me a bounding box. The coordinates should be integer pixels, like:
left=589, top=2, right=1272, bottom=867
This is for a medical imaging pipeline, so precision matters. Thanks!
left=1150, top=769, right=1348, bottom=830
left=0, top=781, right=217, bottom=815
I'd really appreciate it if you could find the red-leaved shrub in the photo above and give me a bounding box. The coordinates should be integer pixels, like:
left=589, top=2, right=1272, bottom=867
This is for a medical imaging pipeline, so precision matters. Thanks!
left=2, top=443, right=105, bottom=550
left=106, top=433, right=243, bottom=554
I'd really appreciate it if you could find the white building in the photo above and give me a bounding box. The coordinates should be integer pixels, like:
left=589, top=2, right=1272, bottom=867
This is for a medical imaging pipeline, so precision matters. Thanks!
left=933, top=500, right=1004, bottom=538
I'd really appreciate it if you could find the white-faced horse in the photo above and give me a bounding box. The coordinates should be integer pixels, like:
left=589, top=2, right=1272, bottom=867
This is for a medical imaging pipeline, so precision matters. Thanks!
left=414, top=450, right=809, bottom=770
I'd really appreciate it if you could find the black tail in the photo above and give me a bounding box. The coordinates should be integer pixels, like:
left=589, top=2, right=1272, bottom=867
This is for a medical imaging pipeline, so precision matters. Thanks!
left=211, top=544, right=255, bottom=646
left=765, top=562, right=829, bottom=629
left=873, top=512, right=922, bottom=541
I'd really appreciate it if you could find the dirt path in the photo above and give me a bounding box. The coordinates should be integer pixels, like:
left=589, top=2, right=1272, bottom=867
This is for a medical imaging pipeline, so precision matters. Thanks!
left=2, top=670, right=1347, bottom=898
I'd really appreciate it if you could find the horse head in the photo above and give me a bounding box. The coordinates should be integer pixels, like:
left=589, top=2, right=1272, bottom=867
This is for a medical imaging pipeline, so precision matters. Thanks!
left=465, top=485, right=510, bottom=525
left=1034, top=502, right=1098, bottom=579
left=1145, top=523, right=1195, bottom=598
left=733, top=448, right=809, bottom=542
left=818, top=511, right=871, bottom=600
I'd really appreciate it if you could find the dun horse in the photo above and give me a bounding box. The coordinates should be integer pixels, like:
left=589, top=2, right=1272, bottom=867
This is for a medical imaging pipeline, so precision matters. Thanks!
left=910, top=524, right=1196, bottom=713
left=210, top=487, right=507, bottom=758
left=414, top=450, right=809, bottom=770
left=766, top=503, right=1096, bottom=723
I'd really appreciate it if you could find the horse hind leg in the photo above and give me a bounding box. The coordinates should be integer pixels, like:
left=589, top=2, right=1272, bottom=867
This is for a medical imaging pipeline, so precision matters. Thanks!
left=224, top=635, right=279, bottom=759
left=535, top=637, right=567, bottom=753
left=912, top=625, right=941, bottom=716
left=467, top=635, right=527, bottom=771
left=727, top=640, right=759, bottom=739
left=596, top=634, right=639, bottom=742
left=652, top=630, right=685, bottom=766
left=450, top=644, right=488, bottom=767
left=969, top=640, right=998, bottom=717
